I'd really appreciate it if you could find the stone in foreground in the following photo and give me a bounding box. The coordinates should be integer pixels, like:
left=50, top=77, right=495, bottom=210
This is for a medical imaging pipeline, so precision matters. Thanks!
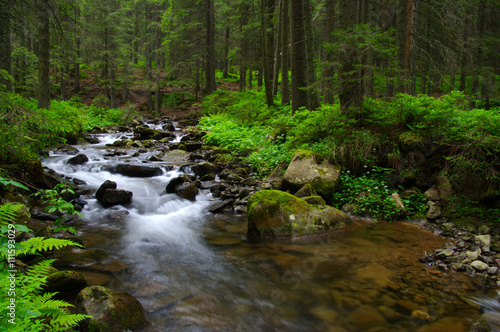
left=76, top=286, right=150, bottom=332
left=247, top=190, right=353, bottom=239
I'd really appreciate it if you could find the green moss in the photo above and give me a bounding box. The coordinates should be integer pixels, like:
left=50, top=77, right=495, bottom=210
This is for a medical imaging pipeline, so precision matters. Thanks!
left=248, top=190, right=311, bottom=215
left=301, top=195, right=326, bottom=206
left=292, top=149, right=316, bottom=161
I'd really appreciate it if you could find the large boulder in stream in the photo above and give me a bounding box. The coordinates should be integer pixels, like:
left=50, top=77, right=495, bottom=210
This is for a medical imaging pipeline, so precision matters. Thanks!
left=100, top=189, right=133, bottom=207
left=176, top=182, right=199, bottom=201
left=67, top=153, right=89, bottom=165
left=247, top=190, right=353, bottom=239
left=192, top=162, right=218, bottom=177
left=76, top=286, right=150, bottom=332
left=282, top=150, right=341, bottom=204
left=96, top=180, right=133, bottom=207
left=166, top=176, right=199, bottom=201
left=109, top=164, right=163, bottom=177
left=133, top=126, right=172, bottom=140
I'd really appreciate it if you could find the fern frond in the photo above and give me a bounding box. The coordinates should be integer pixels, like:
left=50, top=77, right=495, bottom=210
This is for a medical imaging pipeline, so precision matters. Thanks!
left=50, top=313, right=93, bottom=328
left=0, top=203, right=23, bottom=225
left=17, top=237, right=82, bottom=256
left=38, top=298, right=74, bottom=310
left=25, top=259, right=57, bottom=277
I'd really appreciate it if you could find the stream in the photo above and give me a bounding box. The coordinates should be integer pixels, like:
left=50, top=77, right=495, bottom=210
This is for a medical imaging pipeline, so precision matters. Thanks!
left=41, top=124, right=492, bottom=332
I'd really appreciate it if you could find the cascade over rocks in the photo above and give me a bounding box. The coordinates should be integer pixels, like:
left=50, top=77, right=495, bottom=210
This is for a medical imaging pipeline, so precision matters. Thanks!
left=282, top=150, right=341, bottom=204
left=76, top=286, right=150, bottom=332
left=247, top=190, right=353, bottom=239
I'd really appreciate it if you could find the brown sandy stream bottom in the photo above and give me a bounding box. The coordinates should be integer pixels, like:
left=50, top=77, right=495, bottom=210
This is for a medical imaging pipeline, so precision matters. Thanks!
left=77, top=216, right=484, bottom=332
left=198, top=217, right=481, bottom=332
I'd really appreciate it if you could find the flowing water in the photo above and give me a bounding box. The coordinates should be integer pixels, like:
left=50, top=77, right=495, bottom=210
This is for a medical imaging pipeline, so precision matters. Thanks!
left=41, top=127, right=497, bottom=332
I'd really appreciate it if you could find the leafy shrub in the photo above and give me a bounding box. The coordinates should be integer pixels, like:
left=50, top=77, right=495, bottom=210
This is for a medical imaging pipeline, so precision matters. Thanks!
left=32, top=184, right=82, bottom=235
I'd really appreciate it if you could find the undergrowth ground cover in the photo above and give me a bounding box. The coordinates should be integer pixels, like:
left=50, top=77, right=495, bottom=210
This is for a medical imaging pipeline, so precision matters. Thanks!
left=199, top=89, right=500, bottom=223
left=0, top=91, right=131, bottom=165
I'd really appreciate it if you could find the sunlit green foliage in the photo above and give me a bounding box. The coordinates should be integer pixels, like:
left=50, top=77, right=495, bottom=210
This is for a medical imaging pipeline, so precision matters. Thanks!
left=199, top=88, right=499, bottom=217
left=0, top=92, right=129, bottom=165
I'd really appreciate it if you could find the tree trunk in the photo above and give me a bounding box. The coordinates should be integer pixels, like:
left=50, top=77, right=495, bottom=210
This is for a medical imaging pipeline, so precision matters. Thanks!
left=304, top=0, right=320, bottom=110
left=405, top=0, right=415, bottom=94
left=338, top=0, right=362, bottom=116
left=239, top=3, right=249, bottom=91
left=281, top=0, right=290, bottom=105
left=205, top=0, right=216, bottom=94
left=60, top=65, right=65, bottom=100
left=261, top=0, right=275, bottom=107
left=361, top=0, right=374, bottom=97
left=155, top=2, right=163, bottom=113
left=223, top=24, right=230, bottom=78
left=321, top=0, right=336, bottom=104
left=290, top=0, right=308, bottom=113
left=145, top=2, right=153, bottom=111
left=110, top=63, right=117, bottom=109
left=38, top=0, right=51, bottom=109
left=0, top=0, right=12, bottom=91
left=272, top=0, right=283, bottom=97
left=395, top=0, right=406, bottom=94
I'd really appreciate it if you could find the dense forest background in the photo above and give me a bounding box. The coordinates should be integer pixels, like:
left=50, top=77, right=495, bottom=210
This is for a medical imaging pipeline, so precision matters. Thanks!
left=0, top=0, right=499, bottom=112
left=0, top=0, right=499, bottom=219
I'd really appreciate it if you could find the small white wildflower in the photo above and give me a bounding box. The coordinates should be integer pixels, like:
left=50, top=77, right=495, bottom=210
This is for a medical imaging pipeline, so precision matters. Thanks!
left=364, top=165, right=368, bottom=168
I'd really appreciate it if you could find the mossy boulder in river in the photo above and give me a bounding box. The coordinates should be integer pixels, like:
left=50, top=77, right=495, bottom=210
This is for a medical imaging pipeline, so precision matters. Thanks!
left=76, top=286, right=150, bottom=332
left=247, top=190, right=353, bottom=239
left=282, top=150, right=341, bottom=204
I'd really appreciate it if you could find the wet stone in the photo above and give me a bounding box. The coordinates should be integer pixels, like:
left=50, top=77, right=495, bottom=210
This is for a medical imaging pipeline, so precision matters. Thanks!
left=436, top=248, right=454, bottom=259
left=470, top=260, right=489, bottom=272
left=347, top=305, right=386, bottom=328
left=378, top=305, right=404, bottom=323
left=309, top=306, right=338, bottom=324
left=395, top=299, right=419, bottom=315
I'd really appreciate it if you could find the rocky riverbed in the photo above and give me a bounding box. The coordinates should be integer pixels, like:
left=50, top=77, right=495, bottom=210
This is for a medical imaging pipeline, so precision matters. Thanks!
left=3, top=116, right=499, bottom=331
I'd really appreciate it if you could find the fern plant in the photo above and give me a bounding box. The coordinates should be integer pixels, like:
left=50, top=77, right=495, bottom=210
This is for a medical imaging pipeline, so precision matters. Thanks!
left=0, top=202, right=91, bottom=331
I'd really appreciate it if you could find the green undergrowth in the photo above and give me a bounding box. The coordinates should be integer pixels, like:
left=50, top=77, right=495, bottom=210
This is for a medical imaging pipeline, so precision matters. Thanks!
left=331, top=167, right=427, bottom=221
left=199, top=89, right=499, bottom=221
left=0, top=92, right=132, bottom=166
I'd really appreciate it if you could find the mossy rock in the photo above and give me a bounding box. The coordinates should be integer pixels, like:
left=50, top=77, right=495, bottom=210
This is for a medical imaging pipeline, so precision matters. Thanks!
left=301, top=195, right=326, bottom=206
left=53, top=248, right=110, bottom=267
left=247, top=190, right=353, bottom=239
left=76, top=286, right=149, bottom=332
left=294, top=184, right=318, bottom=198
left=282, top=150, right=341, bottom=204
left=44, top=270, right=88, bottom=296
